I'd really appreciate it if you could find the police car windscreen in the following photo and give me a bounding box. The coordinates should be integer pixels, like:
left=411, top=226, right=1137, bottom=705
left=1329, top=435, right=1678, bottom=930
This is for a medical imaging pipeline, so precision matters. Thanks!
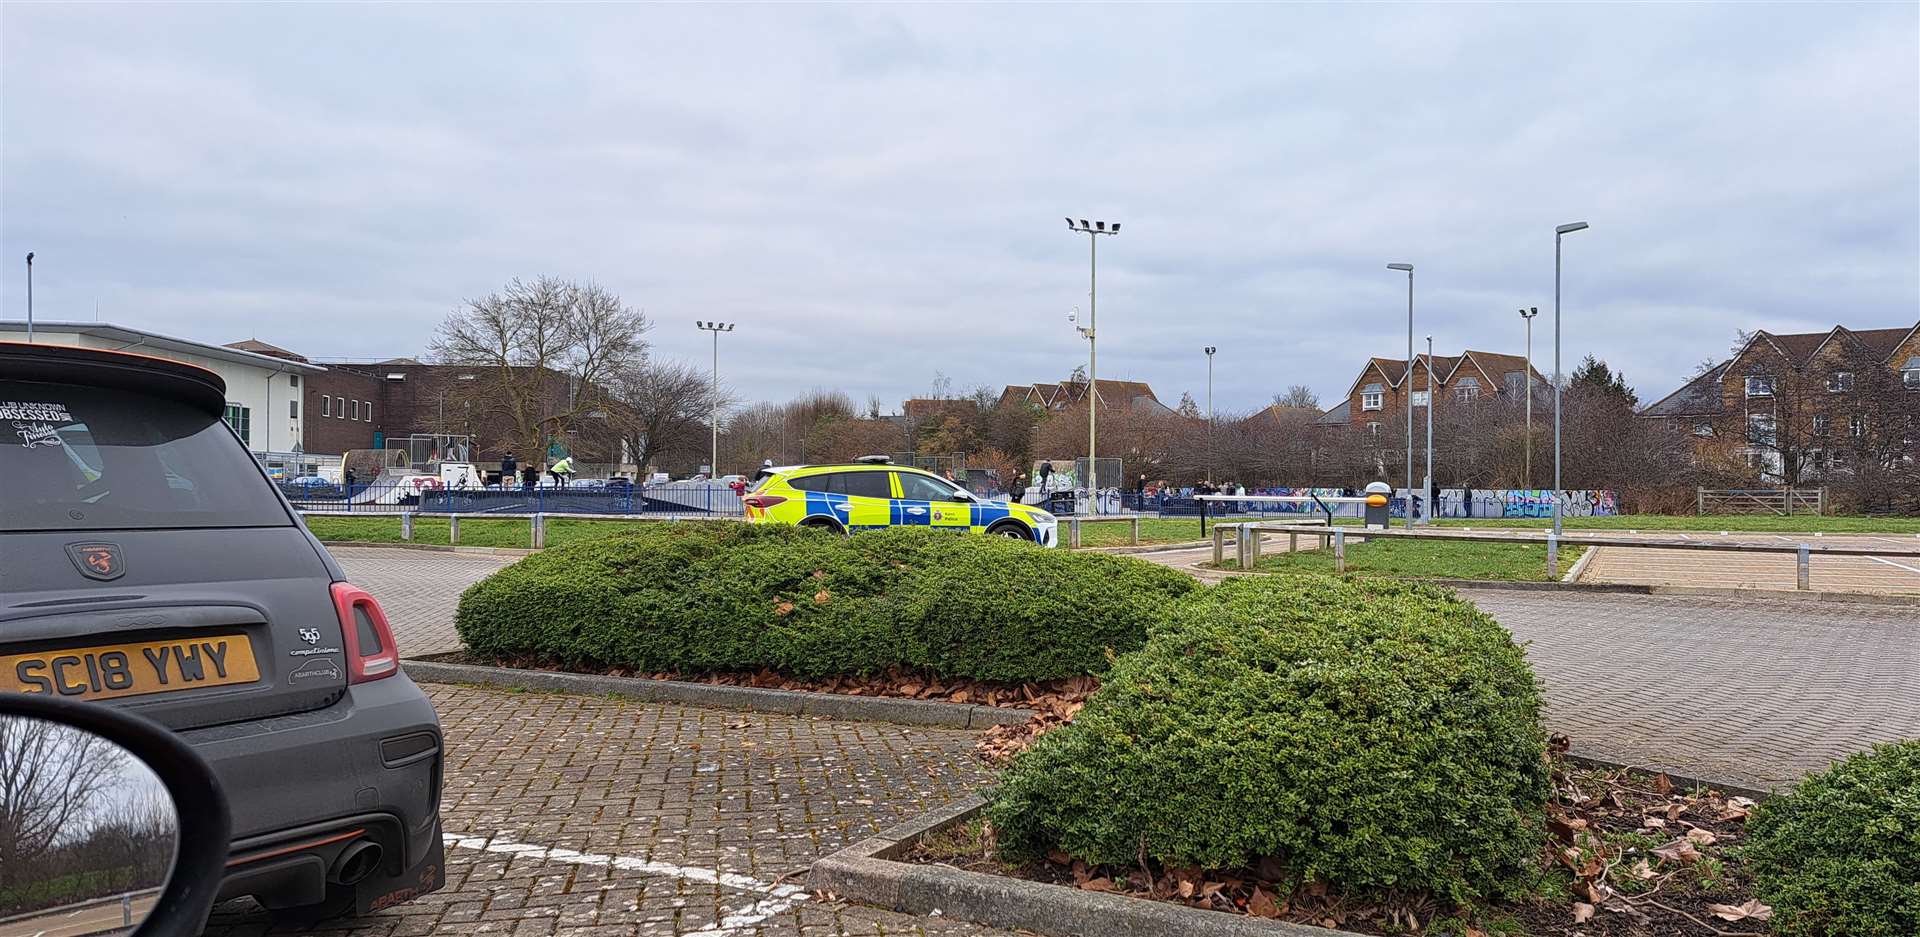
left=1, top=380, right=291, bottom=532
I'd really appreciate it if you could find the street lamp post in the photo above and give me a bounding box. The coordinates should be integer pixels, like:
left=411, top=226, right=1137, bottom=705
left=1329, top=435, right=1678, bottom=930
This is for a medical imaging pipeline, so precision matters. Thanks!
left=1204, top=345, right=1216, bottom=481
left=1425, top=334, right=1435, bottom=525
left=695, top=321, right=734, bottom=478
left=23, top=252, right=34, bottom=342
left=1066, top=218, right=1120, bottom=513
left=1552, top=222, right=1588, bottom=537
left=1519, top=307, right=1539, bottom=487
left=1387, top=263, right=1414, bottom=529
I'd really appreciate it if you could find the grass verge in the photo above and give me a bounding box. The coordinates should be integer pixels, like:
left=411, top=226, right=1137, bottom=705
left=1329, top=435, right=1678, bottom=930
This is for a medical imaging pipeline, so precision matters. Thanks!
left=1433, top=513, right=1920, bottom=534
left=1212, top=536, right=1583, bottom=582
left=300, top=514, right=693, bottom=548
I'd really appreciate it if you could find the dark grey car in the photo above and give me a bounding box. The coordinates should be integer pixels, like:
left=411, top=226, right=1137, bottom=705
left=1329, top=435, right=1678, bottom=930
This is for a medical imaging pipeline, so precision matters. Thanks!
left=1, top=342, right=445, bottom=920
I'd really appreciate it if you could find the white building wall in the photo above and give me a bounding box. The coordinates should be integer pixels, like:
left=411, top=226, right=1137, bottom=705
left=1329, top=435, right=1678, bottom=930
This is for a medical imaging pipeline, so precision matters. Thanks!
left=18, top=329, right=307, bottom=454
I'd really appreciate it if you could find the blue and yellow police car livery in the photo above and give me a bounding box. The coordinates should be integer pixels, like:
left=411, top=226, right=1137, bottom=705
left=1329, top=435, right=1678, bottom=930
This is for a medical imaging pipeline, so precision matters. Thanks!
left=741, top=457, right=1058, bottom=547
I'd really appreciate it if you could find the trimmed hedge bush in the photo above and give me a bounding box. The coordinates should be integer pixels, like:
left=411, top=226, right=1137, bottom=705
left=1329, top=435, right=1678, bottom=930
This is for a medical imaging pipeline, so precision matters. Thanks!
left=455, top=523, right=1196, bottom=683
left=1743, top=739, right=1920, bottom=937
left=986, top=574, right=1549, bottom=905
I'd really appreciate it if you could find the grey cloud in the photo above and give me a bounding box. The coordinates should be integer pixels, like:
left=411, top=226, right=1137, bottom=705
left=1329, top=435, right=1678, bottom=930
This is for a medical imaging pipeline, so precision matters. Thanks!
left=2, top=2, right=1913, bottom=413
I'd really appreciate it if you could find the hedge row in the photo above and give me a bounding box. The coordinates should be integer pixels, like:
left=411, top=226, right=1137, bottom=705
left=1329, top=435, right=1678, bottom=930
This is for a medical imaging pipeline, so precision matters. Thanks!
left=1744, top=739, right=1920, bottom=937
left=454, top=523, right=1197, bottom=684
left=986, top=575, right=1550, bottom=905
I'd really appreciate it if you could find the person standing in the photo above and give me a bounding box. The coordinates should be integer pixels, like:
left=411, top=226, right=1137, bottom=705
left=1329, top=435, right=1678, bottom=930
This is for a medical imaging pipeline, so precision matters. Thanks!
left=1006, top=472, right=1026, bottom=503
left=343, top=467, right=357, bottom=492
left=1038, top=460, right=1054, bottom=493
left=521, top=463, right=540, bottom=491
left=500, top=452, right=518, bottom=489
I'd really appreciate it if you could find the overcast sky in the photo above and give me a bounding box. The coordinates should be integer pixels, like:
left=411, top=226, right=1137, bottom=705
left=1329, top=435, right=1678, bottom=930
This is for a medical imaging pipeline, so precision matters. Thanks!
left=3, top=3, right=1915, bottom=413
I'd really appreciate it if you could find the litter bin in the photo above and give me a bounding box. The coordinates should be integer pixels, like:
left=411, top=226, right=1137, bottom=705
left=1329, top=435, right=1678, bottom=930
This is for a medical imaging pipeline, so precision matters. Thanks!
left=1363, top=481, right=1393, bottom=529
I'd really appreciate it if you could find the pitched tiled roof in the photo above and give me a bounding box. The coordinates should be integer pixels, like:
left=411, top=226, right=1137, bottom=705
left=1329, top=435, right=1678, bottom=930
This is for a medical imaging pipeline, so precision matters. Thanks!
left=1315, top=400, right=1351, bottom=425
left=224, top=338, right=309, bottom=362
left=1640, top=362, right=1727, bottom=417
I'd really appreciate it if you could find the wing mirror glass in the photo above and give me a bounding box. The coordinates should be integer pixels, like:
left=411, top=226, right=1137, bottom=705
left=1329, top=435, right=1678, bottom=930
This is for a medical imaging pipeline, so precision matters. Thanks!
left=0, top=695, right=230, bottom=937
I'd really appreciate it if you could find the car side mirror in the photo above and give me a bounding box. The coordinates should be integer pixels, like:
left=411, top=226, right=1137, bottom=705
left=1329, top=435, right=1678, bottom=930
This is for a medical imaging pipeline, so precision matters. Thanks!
left=951, top=489, right=975, bottom=502
left=0, top=694, right=230, bottom=937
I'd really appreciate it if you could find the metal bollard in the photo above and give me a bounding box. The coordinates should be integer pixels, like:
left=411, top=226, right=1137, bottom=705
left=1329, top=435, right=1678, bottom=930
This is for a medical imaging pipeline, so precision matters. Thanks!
left=1797, top=544, right=1810, bottom=590
left=1289, top=531, right=1298, bottom=554
left=532, top=512, right=546, bottom=549
left=1236, top=524, right=1253, bottom=570
left=1250, top=525, right=1264, bottom=563
left=1130, top=515, right=1140, bottom=546
left=1069, top=517, right=1081, bottom=549
left=447, top=514, right=460, bottom=545
left=1212, top=524, right=1227, bottom=565
left=401, top=512, right=414, bottom=541
left=1333, top=529, right=1346, bottom=573
left=122, top=894, right=133, bottom=926
left=1546, top=533, right=1558, bottom=580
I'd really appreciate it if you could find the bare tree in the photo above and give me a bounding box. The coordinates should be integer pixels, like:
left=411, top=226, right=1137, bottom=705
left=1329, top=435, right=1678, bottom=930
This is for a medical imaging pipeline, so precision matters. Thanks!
left=429, top=277, right=649, bottom=462
left=1272, top=385, right=1320, bottom=410
left=607, top=359, right=720, bottom=474
left=0, top=717, right=131, bottom=895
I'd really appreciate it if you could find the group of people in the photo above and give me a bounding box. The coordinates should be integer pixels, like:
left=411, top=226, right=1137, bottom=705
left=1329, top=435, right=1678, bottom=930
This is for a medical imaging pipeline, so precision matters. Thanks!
left=496, top=452, right=576, bottom=489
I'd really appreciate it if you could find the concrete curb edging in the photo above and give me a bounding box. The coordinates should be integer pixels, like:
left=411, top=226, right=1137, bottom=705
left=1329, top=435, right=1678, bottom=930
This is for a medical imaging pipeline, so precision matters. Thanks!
left=810, top=795, right=1355, bottom=937
left=401, top=659, right=1034, bottom=730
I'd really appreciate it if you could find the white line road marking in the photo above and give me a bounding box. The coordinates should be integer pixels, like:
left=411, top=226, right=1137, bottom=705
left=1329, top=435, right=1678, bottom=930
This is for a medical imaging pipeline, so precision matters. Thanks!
left=682, top=892, right=812, bottom=936
left=1867, top=555, right=1920, bottom=577
left=443, top=833, right=810, bottom=936
left=1869, top=536, right=1916, bottom=547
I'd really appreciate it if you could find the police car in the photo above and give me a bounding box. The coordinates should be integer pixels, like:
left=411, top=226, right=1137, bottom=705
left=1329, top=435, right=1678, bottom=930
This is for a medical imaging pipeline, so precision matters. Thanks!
left=742, top=457, right=1059, bottom=546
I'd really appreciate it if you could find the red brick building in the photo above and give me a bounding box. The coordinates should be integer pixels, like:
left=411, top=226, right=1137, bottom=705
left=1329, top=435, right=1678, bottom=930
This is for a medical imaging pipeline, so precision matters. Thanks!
left=1330, top=350, right=1546, bottom=437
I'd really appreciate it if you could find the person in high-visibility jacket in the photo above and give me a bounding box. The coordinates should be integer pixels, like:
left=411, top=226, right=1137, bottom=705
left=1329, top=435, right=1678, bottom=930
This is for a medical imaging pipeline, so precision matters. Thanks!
left=548, top=456, right=576, bottom=488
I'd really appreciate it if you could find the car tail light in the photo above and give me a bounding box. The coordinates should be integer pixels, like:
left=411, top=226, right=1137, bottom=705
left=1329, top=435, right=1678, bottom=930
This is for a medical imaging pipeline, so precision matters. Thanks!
left=742, top=495, right=787, bottom=509
left=330, top=582, right=399, bottom=684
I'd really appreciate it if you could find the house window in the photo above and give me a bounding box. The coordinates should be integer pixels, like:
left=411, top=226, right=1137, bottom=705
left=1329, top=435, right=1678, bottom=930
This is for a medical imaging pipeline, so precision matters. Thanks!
left=1410, top=391, right=1429, bottom=407
left=322, top=395, right=331, bottom=417
left=1360, top=383, right=1384, bottom=411
left=1366, top=421, right=1381, bottom=437
left=289, top=374, right=300, bottom=387
left=351, top=399, right=361, bottom=421
left=1812, top=415, right=1829, bottom=436
left=1851, top=415, right=1866, bottom=438
left=289, top=400, right=299, bottom=419
left=1827, top=371, right=1853, bottom=393
left=1903, top=358, right=1920, bottom=389
left=1745, top=374, right=1774, bottom=397
left=223, top=404, right=252, bottom=446
left=364, top=402, right=373, bottom=423
left=1454, top=376, right=1480, bottom=402
left=1693, top=421, right=1714, bottom=437
left=1747, top=412, right=1776, bottom=445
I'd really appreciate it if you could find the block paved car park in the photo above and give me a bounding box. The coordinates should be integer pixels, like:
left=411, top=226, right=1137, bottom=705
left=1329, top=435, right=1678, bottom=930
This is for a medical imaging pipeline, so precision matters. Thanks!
left=204, top=683, right=1020, bottom=936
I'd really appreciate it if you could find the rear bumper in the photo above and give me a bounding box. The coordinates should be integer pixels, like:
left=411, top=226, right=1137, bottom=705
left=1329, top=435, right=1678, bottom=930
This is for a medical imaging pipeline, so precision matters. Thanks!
left=184, top=672, right=444, bottom=911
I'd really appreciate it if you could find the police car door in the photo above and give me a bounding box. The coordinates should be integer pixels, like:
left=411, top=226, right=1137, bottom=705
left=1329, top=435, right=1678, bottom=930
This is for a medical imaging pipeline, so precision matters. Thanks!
left=833, top=470, right=894, bottom=531
left=894, top=471, right=970, bottom=530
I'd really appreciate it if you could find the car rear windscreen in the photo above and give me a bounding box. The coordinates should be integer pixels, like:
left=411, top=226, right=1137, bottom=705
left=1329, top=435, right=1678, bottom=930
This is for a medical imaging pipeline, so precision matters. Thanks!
left=1, top=380, right=292, bottom=532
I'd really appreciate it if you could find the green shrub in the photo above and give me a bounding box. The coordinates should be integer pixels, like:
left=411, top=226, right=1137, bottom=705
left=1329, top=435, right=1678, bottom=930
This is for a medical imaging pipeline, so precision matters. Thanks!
left=455, top=523, right=1195, bottom=683
left=1743, top=739, right=1920, bottom=937
left=986, top=575, right=1549, bottom=905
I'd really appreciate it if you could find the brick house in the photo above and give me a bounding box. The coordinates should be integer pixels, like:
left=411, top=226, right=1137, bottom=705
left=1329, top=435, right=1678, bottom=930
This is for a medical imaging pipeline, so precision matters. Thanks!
left=995, top=378, right=1172, bottom=414
left=1328, top=350, right=1547, bottom=440
left=1639, top=321, right=1920, bottom=480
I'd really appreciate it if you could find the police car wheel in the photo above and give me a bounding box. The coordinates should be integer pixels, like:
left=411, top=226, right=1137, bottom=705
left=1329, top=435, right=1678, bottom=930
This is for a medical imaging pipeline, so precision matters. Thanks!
left=990, top=522, right=1032, bottom=541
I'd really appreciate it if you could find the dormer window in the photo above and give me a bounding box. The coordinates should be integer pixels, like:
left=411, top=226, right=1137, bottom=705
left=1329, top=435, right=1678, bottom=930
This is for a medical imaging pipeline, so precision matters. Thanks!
left=1745, top=374, right=1774, bottom=398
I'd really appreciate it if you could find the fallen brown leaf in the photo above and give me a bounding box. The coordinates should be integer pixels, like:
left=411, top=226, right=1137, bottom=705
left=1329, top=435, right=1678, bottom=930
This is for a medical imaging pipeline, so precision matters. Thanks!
left=1708, top=899, right=1773, bottom=922
left=1654, top=773, right=1674, bottom=794
left=1247, top=886, right=1283, bottom=919
left=1572, top=902, right=1596, bottom=924
left=1045, top=849, right=1070, bottom=866
left=1079, top=877, right=1116, bottom=893
left=1685, top=826, right=1718, bottom=846
left=1651, top=838, right=1701, bottom=864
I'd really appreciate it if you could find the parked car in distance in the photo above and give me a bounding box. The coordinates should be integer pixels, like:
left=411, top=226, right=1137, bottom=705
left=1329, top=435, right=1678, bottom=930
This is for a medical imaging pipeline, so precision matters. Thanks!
left=0, top=341, right=446, bottom=922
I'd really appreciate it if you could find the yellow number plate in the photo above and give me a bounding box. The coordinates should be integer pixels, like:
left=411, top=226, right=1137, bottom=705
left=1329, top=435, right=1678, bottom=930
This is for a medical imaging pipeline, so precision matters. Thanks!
left=3, top=635, right=260, bottom=701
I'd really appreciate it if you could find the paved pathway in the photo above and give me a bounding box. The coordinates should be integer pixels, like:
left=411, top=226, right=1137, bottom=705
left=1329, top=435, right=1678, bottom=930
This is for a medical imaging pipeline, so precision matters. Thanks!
left=205, top=683, right=1016, bottom=936
left=1579, top=532, right=1920, bottom=595
left=329, top=546, right=516, bottom=657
